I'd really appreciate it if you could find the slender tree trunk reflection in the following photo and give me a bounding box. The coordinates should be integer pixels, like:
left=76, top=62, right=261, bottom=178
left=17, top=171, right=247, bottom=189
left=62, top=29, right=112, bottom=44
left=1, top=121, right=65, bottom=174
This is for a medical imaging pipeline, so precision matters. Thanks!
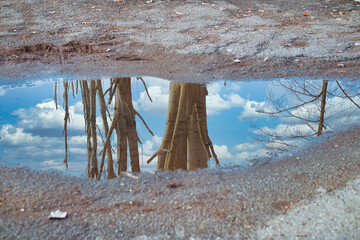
left=61, top=78, right=219, bottom=179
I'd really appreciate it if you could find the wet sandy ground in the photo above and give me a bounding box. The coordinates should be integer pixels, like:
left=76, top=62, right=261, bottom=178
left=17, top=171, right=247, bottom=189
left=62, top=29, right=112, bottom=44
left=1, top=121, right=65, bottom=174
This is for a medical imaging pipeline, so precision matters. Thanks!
left=0, top=0, right=360, bottom=81
left=1, top=126, right=360, bottom=239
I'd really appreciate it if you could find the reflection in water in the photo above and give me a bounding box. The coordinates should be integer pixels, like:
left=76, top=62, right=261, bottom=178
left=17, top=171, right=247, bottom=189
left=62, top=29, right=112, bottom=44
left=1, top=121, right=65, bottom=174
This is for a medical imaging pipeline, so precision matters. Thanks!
left=60, top=79, right=219, bottom=178
left=58, top=78, right=154, bottom=179
left=1, top=78, right=359, bottom=178
left=147, top=82, right=219, bottom=171
left=255, top=80, right=360, bottom=152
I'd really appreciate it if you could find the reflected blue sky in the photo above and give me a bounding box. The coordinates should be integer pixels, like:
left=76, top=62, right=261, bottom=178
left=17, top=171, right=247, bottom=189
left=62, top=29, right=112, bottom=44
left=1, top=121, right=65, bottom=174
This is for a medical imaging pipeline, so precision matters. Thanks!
left=1, top=77, right=359, bottom=177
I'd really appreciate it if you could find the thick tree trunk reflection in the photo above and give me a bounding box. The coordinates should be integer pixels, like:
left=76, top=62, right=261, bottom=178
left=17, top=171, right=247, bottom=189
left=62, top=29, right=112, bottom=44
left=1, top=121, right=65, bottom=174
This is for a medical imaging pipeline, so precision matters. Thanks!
left=149, top=82, right=219, bottom=171
left=62, top=78, right=220, bottom=178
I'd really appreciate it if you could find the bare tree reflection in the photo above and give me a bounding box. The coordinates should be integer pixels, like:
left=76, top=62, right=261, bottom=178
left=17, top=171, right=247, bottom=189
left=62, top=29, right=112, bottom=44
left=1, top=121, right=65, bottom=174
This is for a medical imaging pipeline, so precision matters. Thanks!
left=59, top=78, right=153, bottom=180
left=148, top=82, right=219, bottom=171
left=256, top=79, right=360, bottom=153
left=59, top=78, right=220, bottom=178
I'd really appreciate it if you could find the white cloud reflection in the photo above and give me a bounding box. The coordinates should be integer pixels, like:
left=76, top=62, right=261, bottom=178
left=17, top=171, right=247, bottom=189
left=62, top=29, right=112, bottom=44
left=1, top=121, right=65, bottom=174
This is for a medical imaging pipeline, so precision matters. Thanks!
left=134, top=78, right=269, bottom=119
left=13, top=99, right=85, bottom=132
left=0, top=79, right=56, bottom=96
left=1, top=78, right=359, bottom=176
left=213, top=144, right=233, bottom=159
left=133, top=77, right=170, bottom=115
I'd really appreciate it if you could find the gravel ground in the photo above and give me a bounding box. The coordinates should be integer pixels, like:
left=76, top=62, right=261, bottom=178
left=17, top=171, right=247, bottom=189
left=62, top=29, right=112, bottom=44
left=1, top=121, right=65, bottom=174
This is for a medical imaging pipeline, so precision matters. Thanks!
left=1, top=0, right=360, bottom=81
left=1, top=1, right=359, bottom=238
left=255, top=178, right=360, bottom=240
left=1, top=126, right=360, bottom=239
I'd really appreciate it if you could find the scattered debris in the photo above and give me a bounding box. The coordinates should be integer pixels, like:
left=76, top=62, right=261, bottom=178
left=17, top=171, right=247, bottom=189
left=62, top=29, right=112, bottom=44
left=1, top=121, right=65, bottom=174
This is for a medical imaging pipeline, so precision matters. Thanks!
left=201, top=2, right=216, bottom=6
left=212, top=209, right=226, bottom=218
left=317, top=186, right=328, bottom=194
left=167, top=182, right=184, bottom=189
left=223, top=189, right=232, bottom=195
left=142, top=205, right=155, bottom=212
left=271, top=201, right=298, bottom=211
left=293, top=234, right=309, bottom=237
left=48, top=210, right=67, bottom=219
left=244, top=224, right=252, bottom=229
left=129, top=200, right=142, bottom=206
left=123, top=172, right=140, bottom=180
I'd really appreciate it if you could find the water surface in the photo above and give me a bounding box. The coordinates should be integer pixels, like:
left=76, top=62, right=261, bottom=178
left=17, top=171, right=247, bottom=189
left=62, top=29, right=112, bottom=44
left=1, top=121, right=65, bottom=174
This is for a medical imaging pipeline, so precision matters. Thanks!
left=0, top=77, right=359, bottom=178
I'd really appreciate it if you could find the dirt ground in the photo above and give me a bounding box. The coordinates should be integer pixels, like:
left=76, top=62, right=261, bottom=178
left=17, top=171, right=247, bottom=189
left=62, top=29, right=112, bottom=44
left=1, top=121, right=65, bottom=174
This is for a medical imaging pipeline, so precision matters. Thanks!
left=0, top=0, right=359, bottom=82
left=1, top=1, right=360, bottom=239
left=1, top=126, right=360, bottom=239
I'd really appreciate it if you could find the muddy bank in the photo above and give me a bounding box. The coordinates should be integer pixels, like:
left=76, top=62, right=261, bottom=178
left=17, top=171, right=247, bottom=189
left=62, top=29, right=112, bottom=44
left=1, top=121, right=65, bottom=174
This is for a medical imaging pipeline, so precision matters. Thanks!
left=1, top=126, right=360, bottom=239
left=1, top=0, right=360, bottom=81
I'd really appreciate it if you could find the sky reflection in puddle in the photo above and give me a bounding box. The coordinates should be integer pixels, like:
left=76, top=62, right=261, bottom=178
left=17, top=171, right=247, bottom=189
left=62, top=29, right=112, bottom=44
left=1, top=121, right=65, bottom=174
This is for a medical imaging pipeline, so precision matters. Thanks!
left=0, top=77, right=359, bottom=178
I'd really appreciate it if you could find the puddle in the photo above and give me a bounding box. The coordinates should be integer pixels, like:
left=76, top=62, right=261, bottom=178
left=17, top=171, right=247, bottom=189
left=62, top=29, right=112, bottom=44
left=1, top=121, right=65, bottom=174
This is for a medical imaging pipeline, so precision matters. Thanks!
left=0, top=77, right=359, bottom=178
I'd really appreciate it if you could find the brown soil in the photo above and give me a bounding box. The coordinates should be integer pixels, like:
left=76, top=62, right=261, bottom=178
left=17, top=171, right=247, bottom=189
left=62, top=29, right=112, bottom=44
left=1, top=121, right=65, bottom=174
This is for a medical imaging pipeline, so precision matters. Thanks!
left=1, top=0, right=359, bottom=81
left=1, top=126, right=360, bottom=239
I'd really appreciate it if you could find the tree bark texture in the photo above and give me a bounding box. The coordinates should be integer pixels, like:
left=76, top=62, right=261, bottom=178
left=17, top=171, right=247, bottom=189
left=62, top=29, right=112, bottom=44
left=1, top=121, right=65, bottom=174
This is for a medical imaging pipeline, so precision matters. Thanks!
left=89, top=81, right=98, bottom=179
left=151, top=82, right=218, bottom=171
left=317, top=80, right=328, bottom=136
left=79, top=81, right=95, bottom=178
left=113, top=77, right=140, bottom=173
left=96, top=80, right=116, bottom=179
left=63, top=81, right=70, bottom=169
